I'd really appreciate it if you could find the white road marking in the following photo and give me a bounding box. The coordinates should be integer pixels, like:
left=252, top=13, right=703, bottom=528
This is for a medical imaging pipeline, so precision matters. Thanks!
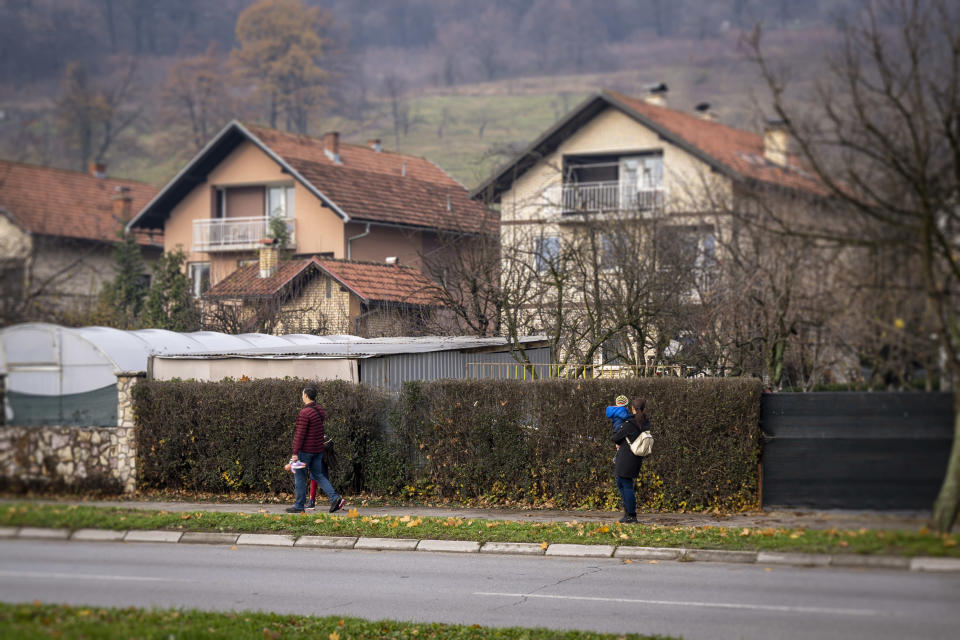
left=0, top=570, right=183, bottom=583
left=473, top=592, right=891, bottom=617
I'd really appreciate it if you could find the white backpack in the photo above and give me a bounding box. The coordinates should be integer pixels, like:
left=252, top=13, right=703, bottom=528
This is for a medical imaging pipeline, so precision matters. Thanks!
left=627, top=430, right=654, bottom=457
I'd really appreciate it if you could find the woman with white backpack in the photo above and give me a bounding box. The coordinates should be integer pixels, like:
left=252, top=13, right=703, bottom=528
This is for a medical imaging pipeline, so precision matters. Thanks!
left=611, top=397, right=652, bottom=524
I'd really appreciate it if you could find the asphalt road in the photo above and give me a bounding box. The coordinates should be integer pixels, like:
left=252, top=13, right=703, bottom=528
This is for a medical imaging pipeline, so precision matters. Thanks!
left=1, top=539, right=958, bottom=640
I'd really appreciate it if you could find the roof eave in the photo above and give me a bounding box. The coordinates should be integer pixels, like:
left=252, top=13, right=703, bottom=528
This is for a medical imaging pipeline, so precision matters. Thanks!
left=127, top=120, right=352, bottom=232
left=469, top=91, right=748, bottom=203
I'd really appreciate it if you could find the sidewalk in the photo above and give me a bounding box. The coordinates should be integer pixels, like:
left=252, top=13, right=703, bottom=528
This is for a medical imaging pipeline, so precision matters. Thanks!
left=7, top=497, right=936, bottom=532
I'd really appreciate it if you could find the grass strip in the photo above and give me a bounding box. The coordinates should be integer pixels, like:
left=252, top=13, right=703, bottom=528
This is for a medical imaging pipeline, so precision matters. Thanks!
left=2, top=502, right=957, bottom=558
left=0, top=602, right=669, bottom=639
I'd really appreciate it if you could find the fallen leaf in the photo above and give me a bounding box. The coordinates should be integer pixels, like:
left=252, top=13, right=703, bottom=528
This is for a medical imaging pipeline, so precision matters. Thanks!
left=230, top=545, right=238, bottom=551
left=623, top=559, right=633, bottom=564
left=540, top=541, right=548, bottom=550
left=648, top=560, right=658, bottom=564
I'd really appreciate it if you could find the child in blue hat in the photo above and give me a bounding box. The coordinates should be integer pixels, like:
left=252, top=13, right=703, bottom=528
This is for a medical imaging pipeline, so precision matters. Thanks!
left=606, top=394, right=631, bottom=431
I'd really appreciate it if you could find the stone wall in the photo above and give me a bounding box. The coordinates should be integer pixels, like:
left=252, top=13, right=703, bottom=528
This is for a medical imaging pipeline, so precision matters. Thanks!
left=0, top=372, right=143, bottom=494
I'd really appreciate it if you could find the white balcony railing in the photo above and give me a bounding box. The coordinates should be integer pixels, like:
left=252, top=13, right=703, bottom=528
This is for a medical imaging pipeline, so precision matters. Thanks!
left=192, top=216, right=296, bottom=252
left=561, top=180, right=665, bottom=214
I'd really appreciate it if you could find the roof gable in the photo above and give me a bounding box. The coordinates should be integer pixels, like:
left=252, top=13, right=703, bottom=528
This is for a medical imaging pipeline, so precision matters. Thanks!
left=205, top=256, right=442, bottom=307
left=471, top=90, right=825, bottom=202
left=0, top=160, right=159, bottom=244
left=130, top=121, right=495, bottom=234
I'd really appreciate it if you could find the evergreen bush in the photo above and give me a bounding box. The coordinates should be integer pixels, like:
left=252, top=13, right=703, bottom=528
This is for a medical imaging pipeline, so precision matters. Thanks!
left=132, top=377, right=762, bottom=510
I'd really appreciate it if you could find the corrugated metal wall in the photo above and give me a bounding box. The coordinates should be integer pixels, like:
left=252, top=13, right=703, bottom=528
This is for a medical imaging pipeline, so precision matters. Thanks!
left=359, top=347, right=552, bottom=391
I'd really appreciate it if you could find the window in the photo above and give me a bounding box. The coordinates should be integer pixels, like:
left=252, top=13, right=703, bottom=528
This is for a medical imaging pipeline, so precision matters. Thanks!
left=599, top=233, right=617, bottom=271
left=267, top=185, right=295, bottom=218
left=534, top=236, right=561, bottom=273
left=189, top=262, right=210, bottom=297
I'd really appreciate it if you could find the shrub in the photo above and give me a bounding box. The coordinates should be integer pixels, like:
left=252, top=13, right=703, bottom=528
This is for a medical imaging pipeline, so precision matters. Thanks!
left=132, top=377, right=762, bottom=510
left=400, top=378, right=763, bottom=510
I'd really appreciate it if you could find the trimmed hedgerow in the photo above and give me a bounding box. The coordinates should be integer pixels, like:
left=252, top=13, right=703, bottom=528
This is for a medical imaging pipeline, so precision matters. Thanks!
left=399, top=378, right=763, bottom=511
left=133, top=379, right=397, bottom=495
left=132, top=377, right=762, bottom=511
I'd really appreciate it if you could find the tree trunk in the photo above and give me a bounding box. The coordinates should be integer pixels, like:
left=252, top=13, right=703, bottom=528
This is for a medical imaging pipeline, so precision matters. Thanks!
left=930, top=381, right=960, bottom=532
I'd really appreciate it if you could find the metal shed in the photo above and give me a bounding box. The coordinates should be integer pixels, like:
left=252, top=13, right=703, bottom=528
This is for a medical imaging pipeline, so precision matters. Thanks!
left=0, top=324, right=350, bottom=426
left=149, top=336, right=552, bottom=391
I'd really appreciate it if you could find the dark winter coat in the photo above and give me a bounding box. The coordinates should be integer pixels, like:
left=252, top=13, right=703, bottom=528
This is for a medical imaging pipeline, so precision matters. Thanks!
left=292, top=402, right=326, bottom=455
left=612, top=414, right=650, bottom=479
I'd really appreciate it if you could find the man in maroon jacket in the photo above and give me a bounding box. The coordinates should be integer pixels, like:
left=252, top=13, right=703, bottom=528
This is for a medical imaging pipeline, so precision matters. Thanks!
left=286, top=386, right=346, bottom=514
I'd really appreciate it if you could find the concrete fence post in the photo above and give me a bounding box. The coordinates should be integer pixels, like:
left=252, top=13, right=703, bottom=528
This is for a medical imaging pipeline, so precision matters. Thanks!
left=0, top=372, right=5, bottom=427
left=114, top=371, right=145, bottom=494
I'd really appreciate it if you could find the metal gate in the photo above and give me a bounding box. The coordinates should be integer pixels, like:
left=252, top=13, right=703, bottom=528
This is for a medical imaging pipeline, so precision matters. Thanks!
left=761, top=392, right=954, bottom=510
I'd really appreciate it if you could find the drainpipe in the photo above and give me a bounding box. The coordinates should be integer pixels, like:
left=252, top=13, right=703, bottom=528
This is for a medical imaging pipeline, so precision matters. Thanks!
left=346, top=223, right=371, bottom=260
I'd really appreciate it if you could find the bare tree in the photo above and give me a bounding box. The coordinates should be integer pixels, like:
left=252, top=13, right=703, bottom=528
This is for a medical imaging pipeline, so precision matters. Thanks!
left=746, top=0, right=960, bottom=531
left=55, top=58, right=142, bottom=171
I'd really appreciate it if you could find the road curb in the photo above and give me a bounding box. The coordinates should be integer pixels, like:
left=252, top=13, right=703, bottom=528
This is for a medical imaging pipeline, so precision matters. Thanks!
left=831, top=554, right=911, bottom=570
left=614, top=546, right=682, bottom=560
left=4, top=526, right=959, bottom=571
left=124, top=530, right=183, bottom=543
left=546, top=543, right=615, bottom=558
left=236, top=533, right=295, bottom=547
left=909, top=557, right=960, bottom=572
left=71, top=528, right=126, bottom=542
left=354, top=537, right=419, bottom=551
left=18, top=527, right=70, bottom=540
left=757, top=551, right=831, bottom=567
left=417, top=539, right=480, bottom=553
left=180, top=532, right=239, bottom=545
left=479, top=541, right=544, bottom=555
left=294, top=535, right=357, bottom=549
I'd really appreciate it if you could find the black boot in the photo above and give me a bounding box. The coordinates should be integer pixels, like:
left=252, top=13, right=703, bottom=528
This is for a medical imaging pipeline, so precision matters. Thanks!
left=618, top=513, right=637, bottom=524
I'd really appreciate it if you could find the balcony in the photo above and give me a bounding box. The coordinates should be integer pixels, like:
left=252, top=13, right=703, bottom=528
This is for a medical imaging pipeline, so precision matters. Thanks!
left=192, top=216, right=296, bottom=252
left=561, top=181, right=665, bottom=214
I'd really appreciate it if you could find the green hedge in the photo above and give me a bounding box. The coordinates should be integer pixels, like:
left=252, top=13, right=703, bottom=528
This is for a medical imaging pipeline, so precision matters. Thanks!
left=398, top=378, right=763, bottom=510
left=132, top=377, right=762, bottom=511
left=133, top=379, right=395, bottom=495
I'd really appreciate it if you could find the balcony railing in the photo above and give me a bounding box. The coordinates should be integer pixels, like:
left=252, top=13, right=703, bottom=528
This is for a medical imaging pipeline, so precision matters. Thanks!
left=192, top=216, right=296, bottom=252
left=561, top=180, right=665, bottom=214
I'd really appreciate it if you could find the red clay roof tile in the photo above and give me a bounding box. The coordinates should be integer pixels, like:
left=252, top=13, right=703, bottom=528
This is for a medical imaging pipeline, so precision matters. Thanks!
left=205, top=256, right=442, bottom=307
left=0, top=159, right=159, bottom=244
left=242, top=124, right=495, bottom=233
left=607, top=91, right=827, bottom=195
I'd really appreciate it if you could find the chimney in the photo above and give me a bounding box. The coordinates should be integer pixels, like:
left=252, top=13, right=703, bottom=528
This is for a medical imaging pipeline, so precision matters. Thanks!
left=385, top=256, right=398, bottom=265
left=401, top=161, right=407, bottom=177
left=259, top=238, right=278, bottom=278
left=694, top=102, right=716, bottom=121
left=763, top=119, right=790, bottom=167
left=112, top=185, right=132, bottom=222
left=366, top=138, right=382, bottom=152
left=643, top=82, right=668, bottom=107
left=88, top=161, right=107, bottom=178
left=323, top=131, right=341, bottom=163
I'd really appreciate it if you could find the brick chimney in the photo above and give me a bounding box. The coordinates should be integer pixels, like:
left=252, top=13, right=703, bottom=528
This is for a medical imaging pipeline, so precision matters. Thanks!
left=763, top=119, right=790, bottom=167
left=259, top=238, right=278, bottom=278
left=323, top=131, right=341, bottom=163
left=112, top=185, right=132, bottom=222
left=366, top=138, right=382, bottom=152
left=643, top=82, right=668, bottom=107
left=88, top=161, right=107, bottom=178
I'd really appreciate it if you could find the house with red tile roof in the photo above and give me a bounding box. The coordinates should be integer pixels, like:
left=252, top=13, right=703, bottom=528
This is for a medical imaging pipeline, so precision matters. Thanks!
left=0, top=159, right=160, bottom=322
left=469, top=88, right=828, bottom=367
left=202, top=250, right=442, bottom=336
left=126, top=121, right=496, bottom=302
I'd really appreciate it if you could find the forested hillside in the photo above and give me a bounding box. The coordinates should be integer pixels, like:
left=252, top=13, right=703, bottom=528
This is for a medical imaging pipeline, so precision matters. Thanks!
left=0, top=0, right=866, bottom=187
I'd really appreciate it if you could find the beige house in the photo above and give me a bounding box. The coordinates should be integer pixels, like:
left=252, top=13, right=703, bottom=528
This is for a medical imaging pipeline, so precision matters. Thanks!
left=0, top=160, right=160, bottom=323
left=202, top=249, right=442, bottom=336
left=471, top=89, right=826, bottom=369
left=127, top=121, right=495, bottom=302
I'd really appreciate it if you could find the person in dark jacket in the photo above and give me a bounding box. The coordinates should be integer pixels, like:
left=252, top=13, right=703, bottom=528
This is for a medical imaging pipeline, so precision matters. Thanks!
left=611, top=397, right=651, bottom=524
left=287, top=386, right=346, bottom=514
